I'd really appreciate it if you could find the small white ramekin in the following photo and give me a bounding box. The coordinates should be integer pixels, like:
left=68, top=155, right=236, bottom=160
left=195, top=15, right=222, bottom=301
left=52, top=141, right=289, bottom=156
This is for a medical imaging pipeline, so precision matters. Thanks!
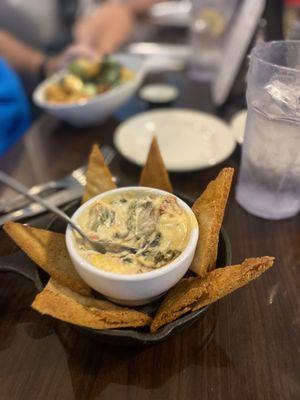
left=66, top=187, right=199, bottom=305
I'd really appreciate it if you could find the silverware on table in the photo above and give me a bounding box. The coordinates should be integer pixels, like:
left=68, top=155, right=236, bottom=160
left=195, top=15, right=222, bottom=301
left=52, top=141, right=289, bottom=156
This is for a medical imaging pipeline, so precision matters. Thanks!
left=0, top=171, right=135, bottom=254
left=0, top=145, right=116, bottom=214
left=0, top=166, right=86, bottom=214
left=0, top=184, right=83, bottom=225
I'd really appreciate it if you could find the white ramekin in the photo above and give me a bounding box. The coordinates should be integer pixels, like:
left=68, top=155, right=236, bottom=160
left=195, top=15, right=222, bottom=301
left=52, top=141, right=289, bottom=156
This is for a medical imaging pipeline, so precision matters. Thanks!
left=66, top=187, right=199, bottom=305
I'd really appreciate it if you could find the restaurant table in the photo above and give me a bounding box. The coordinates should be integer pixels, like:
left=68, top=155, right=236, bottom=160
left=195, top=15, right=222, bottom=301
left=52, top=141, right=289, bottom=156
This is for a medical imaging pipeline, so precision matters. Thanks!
left=0, top=70, right=299, bottom=400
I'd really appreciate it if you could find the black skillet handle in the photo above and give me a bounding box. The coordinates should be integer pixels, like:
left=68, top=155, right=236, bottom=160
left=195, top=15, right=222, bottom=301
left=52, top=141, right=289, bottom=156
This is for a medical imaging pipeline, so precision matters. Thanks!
left=0, top=251, right=43, bottom=291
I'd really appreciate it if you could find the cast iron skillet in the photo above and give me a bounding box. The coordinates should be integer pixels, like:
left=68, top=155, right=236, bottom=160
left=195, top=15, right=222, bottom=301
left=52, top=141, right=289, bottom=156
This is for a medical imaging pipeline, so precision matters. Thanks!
left=0, top=195, right=231, bottom=346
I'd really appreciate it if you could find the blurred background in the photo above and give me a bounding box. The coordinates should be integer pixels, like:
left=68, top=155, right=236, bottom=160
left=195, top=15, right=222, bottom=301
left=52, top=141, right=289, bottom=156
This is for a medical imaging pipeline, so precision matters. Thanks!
left=0, top=0, right=295, bottom=154
left=0, top=0, right=288, bottom=87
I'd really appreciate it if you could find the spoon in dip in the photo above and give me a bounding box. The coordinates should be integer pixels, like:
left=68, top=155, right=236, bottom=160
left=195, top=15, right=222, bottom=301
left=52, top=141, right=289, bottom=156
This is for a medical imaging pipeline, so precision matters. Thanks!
left=0, top=171, right=136, bottom=254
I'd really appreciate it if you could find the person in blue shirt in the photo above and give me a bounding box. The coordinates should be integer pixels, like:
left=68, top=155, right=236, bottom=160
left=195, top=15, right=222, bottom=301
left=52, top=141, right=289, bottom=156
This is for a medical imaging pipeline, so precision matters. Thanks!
left=0, top=58, right=30, bottom=155
left=0, top=1, right=160, bottom=154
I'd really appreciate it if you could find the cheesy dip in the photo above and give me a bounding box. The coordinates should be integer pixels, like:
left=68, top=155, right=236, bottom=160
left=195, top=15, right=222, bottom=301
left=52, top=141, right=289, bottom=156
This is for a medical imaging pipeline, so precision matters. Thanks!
left=75, top=190, right=193, bottom=275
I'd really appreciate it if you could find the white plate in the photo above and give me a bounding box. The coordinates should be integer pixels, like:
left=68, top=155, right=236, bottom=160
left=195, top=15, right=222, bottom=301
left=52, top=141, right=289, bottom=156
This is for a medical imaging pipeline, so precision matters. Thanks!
left=230, top=109, right=247, bottom=144
left=114, top=109, right=235, bottom=172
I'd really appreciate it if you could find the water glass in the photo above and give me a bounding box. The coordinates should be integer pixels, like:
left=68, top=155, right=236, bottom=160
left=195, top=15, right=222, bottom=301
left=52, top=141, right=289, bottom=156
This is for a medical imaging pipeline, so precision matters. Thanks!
left=189, top=0, right=238, bottom=79
left=236, top=40, right=300, bottom=219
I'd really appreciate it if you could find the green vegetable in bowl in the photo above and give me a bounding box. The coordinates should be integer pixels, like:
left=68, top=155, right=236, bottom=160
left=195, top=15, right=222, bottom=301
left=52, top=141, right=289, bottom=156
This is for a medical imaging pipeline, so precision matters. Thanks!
left=97, top=58, right=121, bottom=86
left=69, top=59, right=100, bottom=81
left=45, top=56, right=134, bottom=104
left=83, top=83, right=98, bottom=96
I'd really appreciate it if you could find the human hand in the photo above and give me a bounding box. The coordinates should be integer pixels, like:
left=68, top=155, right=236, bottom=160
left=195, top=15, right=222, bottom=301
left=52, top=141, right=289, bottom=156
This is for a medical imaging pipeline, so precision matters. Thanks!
left=46, top=44, right=98, bottom=75
left=73, top=3, right=135, bottom=54
left=127, top=0, right=163, bottom=14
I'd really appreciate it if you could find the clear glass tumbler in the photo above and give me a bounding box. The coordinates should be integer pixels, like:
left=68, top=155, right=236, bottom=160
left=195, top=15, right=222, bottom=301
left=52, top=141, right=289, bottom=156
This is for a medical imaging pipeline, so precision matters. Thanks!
left=236, top=40, right=300, bottom=220
left=189, top=0, right=238, bottom=80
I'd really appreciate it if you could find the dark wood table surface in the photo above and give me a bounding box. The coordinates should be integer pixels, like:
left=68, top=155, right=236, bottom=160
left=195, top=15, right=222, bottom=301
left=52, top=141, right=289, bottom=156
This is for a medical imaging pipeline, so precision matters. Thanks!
left=0, top=70, right=299, bottom=400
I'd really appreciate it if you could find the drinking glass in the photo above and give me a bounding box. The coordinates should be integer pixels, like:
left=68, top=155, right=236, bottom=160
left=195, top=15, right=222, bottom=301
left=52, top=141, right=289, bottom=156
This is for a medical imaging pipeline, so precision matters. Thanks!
left=189, top=0, right=238, bottom=80
left=236, top=40, right=300, bottom=219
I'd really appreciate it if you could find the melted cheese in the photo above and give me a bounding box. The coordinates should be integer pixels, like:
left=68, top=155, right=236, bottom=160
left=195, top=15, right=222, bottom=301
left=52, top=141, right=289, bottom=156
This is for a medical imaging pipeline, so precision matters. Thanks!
left=75, top=190, right=192, bottom=274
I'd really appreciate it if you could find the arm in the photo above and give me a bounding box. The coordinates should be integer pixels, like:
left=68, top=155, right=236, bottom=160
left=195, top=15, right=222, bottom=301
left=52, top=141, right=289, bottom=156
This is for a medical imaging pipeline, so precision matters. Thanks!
left=127, top=0, right=163, bottom=15
left=0, top=30, right=98, bottom=91
left=0, top=29, right=44, bottom=82
left=73, top=0, right=161, bottom=54
left=73, top=1, right=162, bottom=54
left=73, top=3, right=135, bottom=54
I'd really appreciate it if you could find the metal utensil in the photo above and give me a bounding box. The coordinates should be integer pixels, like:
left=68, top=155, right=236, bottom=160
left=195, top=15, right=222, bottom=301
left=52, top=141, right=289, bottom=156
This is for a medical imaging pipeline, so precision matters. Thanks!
left=0, top=171, right=135, bottom=254
left=0, top=184, right=83, bottom=225
left=0, top=146, right=117, bottom=223
left=0, top=145, right=116, bottom=213
left=0, top=166, right=85, bottom=215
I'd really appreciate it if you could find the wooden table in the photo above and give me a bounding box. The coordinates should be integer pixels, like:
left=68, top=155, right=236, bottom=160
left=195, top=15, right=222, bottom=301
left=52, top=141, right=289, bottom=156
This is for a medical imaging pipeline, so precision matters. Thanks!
left=0, top=72, right=299, bottom=400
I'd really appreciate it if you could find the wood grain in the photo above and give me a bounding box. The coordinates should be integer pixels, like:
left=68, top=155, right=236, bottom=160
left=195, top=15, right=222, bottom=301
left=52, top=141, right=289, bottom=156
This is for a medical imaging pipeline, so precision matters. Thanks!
left=0, top=72, right=299, bottom=400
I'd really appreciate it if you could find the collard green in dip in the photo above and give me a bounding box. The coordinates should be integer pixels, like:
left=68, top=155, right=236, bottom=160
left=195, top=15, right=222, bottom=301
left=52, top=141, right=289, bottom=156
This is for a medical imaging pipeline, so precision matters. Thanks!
left=75, top=191, right=192, bottom=274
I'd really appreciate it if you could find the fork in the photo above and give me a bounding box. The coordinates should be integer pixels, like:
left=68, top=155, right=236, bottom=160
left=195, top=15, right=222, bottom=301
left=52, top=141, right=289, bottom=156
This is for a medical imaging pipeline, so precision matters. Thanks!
left=0, top=145, right=116, bottom=213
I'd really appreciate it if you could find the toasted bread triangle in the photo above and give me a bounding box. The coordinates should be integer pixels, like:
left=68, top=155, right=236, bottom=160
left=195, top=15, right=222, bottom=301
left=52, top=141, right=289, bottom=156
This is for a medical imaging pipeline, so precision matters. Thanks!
left=82, top=143, right=116, bottom=203
left=4, top=221, right=91, bottom=296
left=32, top=279, right=152, bottom=330
left=151, top=256, right=274, bottom=332
left=139, top=137, right=173, bottom=192
left=191, top=168, right=234, bottom=276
